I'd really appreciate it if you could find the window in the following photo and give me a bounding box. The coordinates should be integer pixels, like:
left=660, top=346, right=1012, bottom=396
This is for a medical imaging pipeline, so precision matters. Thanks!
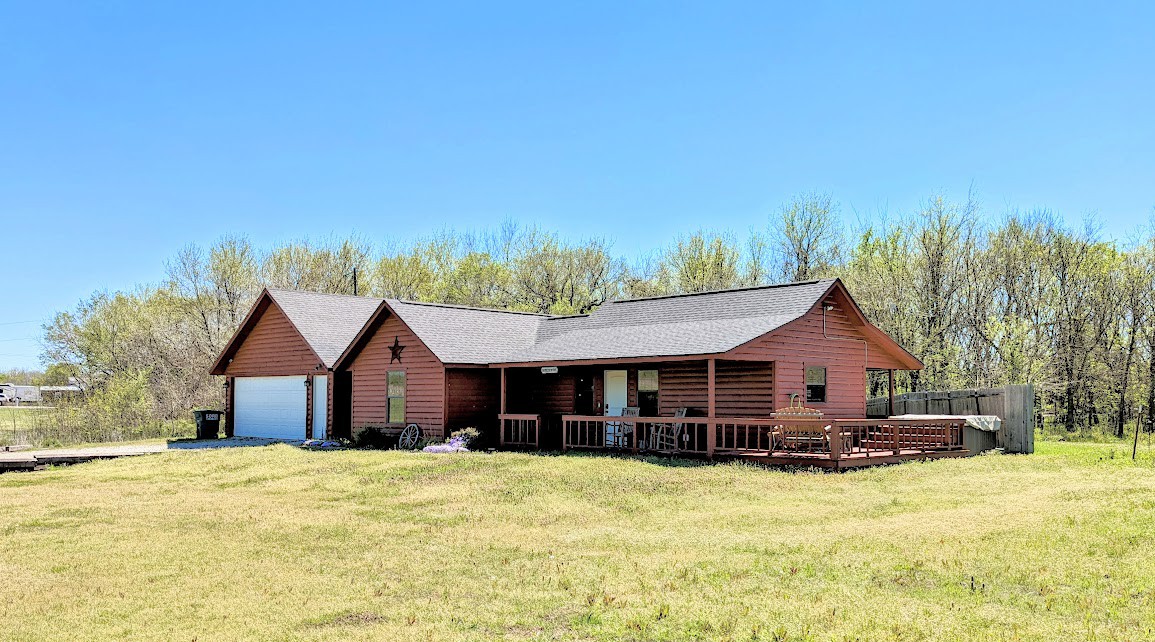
left=638, top=369, right=659, bottom=416
left=387, top=371, right=406, bottom=423
left=805, top=367, right=827, bottom=403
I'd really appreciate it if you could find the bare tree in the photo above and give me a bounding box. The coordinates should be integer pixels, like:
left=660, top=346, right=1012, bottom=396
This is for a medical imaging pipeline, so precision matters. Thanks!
left=774, top=191, right=843, bottom=281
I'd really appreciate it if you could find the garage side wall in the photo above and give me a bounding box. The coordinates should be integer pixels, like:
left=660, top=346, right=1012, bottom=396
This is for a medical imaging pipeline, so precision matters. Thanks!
left=347, top=314, right=447, bottom=438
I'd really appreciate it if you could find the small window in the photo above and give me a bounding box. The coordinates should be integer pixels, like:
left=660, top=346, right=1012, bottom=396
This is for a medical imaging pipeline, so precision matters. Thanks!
left=805, top=367, right=827, bottom=403
left=387, top=371, right=406, bottom=423
left=638, top=369, right=659, bottom=416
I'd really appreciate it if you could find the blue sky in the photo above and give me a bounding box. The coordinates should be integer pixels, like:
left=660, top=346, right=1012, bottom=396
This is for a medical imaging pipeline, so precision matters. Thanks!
left=2, top=1, right=1153, bottom=369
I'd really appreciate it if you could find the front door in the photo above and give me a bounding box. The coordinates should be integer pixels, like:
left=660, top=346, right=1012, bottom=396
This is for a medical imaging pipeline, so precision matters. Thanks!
left=604, top=370, right=628, bottom=445
left=312, top=375, right=328, bottom=440
left=574, top=373, right=595, bottom=416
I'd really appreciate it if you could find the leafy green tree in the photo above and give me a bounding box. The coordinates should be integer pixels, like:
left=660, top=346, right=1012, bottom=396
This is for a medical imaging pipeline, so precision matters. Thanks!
left=660, top=232, right=743, bottom=293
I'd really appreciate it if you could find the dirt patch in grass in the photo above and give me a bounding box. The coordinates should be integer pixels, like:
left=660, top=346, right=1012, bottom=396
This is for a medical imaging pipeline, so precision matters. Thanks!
left=305, top=610, right=387, bottom=628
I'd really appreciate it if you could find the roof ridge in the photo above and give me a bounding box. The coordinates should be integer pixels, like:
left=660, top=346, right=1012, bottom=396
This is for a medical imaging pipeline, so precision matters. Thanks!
left=390, top=299, right=549, bottom=317
left=608, top=278, right=834, bottom=304
left=267, top=287, right=383, bottom=302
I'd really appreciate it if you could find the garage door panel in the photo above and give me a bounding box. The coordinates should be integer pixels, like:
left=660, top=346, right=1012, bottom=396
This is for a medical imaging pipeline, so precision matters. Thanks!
left=234, top=376, right=307, bottom=439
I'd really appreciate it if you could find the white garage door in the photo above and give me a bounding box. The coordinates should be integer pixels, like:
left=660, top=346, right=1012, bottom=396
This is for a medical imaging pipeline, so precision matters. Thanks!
left=234, top=376, right=307, bottom=440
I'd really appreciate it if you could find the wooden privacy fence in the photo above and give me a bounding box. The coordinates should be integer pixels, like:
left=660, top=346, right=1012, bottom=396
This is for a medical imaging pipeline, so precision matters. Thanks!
left=559, top=415, right=965, bottom=463
left=867, top=384, right=1034, bottom=454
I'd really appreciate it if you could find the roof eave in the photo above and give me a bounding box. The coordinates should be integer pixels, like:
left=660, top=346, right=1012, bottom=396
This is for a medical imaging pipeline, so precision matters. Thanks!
left=487, top=351, right=729, bottom=368
left=209, top=289, right=273, bottom=375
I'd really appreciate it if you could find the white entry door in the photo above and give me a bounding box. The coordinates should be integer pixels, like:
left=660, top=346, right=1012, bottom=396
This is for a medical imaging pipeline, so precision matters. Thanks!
left=311, top=375, right=328, bottom=440
left=233, top=376, right=307, bottom=440
left=604, top=370, right=628, bottom=445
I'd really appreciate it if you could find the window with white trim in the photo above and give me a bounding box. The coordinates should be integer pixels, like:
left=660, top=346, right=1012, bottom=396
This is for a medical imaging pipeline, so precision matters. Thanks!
left=805, top=366, right=827, bottom=403
left=638, top=369, right=659, bottom=416
left=387, top=371, right=406, bottom=423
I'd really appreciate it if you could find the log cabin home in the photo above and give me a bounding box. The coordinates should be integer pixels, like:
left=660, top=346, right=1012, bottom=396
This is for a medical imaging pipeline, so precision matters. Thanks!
left=212, top=279, right=971, bottom=468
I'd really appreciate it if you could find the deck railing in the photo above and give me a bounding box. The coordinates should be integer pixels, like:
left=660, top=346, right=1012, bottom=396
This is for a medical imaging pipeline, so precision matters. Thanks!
left=498, top=414, right=541, bottom=449
left=560, top=415, right=966, bottom=462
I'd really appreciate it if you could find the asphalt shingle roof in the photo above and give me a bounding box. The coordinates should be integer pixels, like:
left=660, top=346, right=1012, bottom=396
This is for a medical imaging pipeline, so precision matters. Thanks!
left=382, top=279, right=835, bottom=364
left=265, top=279, right=837, bottom=368
left=267, top=289, right=384, bottom=368
left=510, top=279, right=835, bottom=363
left=383, top=300, right=546, bottom=365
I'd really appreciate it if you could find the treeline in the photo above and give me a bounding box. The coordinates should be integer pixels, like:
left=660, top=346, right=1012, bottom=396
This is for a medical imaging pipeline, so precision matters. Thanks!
left=41, top=192, right=1155, bottom=437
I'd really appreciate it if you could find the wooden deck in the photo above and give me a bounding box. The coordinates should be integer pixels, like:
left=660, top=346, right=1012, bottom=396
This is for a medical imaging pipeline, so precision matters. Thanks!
left=499, top=413, right=969, bottom=469
left=729, top=447, right=971, bottom=469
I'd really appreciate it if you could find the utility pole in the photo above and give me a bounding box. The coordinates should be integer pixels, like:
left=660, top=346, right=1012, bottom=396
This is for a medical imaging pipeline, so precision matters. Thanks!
left=352, top=267, right=358, bottom=296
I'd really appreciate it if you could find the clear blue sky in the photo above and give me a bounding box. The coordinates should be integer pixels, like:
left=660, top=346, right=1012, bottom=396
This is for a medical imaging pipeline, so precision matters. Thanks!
left=2, top=1, right=1154, bottom=369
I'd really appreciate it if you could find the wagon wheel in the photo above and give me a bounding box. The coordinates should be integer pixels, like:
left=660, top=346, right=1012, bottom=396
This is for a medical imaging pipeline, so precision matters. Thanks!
left=398, top=423, right=421, bottom=450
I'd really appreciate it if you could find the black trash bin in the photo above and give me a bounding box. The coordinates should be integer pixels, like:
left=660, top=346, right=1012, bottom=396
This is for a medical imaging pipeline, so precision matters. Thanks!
left=193, top=409, right=222, bottom=440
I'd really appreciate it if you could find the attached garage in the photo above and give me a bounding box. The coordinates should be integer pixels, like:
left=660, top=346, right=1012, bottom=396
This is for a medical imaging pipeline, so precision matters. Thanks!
left=233, top=376, right=307, bottom=439
left=210, top=288, right=385, bottom=440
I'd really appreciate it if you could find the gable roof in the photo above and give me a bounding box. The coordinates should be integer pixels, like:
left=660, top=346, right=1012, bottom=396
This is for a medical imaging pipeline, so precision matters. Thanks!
left=209, top=288, right=383, bottom=374
left=333, top=277, right=921, bottom=369
left=381, top=300, right=546, bottom=365
left=267, top=289, right=385, bottom=367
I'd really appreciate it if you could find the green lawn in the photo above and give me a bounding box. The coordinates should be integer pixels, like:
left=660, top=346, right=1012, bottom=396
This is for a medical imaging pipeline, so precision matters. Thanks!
left=1, top=442, right=1153, bottom=641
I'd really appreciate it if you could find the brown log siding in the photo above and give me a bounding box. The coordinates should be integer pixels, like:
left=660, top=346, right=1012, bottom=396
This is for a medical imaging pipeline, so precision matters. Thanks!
left=347, top=314, right=447, bottom=437
left=223, top=303, right=321, bottom=377
left=506, top=369, right=578, bottom=415
left=504, top=361, right=775, bottom=419
left=728, top=291, right=902, bottom=418
left=445, top=368, right=500, bottom=433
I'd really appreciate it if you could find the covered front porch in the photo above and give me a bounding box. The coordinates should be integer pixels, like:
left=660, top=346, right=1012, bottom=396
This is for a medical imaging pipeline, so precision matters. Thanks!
left=493, top=359, right=966, bottom=468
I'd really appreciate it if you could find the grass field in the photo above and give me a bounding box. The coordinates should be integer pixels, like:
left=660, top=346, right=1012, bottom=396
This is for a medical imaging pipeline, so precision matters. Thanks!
left=1, top=442, right=1153, bottom=641
left=0, top=406, right=193, bottom=447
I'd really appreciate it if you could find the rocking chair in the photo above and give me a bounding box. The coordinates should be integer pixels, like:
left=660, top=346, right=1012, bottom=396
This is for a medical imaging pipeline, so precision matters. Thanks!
left=651, top=407, right=688, bottom=452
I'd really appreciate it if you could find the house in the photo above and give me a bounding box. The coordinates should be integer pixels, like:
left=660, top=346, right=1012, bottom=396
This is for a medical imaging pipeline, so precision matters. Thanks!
left=212, top=279, right=966, bottom=467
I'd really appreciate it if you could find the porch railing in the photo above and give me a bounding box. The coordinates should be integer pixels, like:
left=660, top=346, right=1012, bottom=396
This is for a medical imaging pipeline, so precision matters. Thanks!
left=560, top=415, right=966, bottom=461
left=561, top=415, right=715, bottom=454
left=498, top=414, right=541, bottom=449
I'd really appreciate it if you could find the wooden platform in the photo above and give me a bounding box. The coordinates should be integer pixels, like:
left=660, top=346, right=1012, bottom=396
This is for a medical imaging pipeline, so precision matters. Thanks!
left=0, top=446, right=164, bottom=473
left=0, top=438, right=305, bottom=474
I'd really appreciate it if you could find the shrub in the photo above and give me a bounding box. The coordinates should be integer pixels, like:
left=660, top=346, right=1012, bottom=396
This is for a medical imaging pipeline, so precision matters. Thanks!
left=450, top=427, right=481, bottom=447
left=351, top=425, right=398, bottom=450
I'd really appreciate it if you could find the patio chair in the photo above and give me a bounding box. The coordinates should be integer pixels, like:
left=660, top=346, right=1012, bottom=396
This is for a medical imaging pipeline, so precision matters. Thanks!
left=607, top=406, right=640, bottom=448
left=650, top=407, right=687, bottom=452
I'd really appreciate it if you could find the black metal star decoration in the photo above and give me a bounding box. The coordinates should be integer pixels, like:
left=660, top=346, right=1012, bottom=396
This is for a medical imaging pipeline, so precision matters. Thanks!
left=389, top=336, right=405, bottom=363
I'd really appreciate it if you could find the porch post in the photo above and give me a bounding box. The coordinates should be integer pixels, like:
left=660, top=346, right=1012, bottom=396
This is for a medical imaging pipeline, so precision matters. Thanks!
left=500, top=367, right=507, bottom=415
left=499, top=368, right=507, bottom=447
left=887, top=369, right=896, bottom=417
left=707, top=358, right=716, bottom=417
left=707, top=358, right=716, bottom=459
